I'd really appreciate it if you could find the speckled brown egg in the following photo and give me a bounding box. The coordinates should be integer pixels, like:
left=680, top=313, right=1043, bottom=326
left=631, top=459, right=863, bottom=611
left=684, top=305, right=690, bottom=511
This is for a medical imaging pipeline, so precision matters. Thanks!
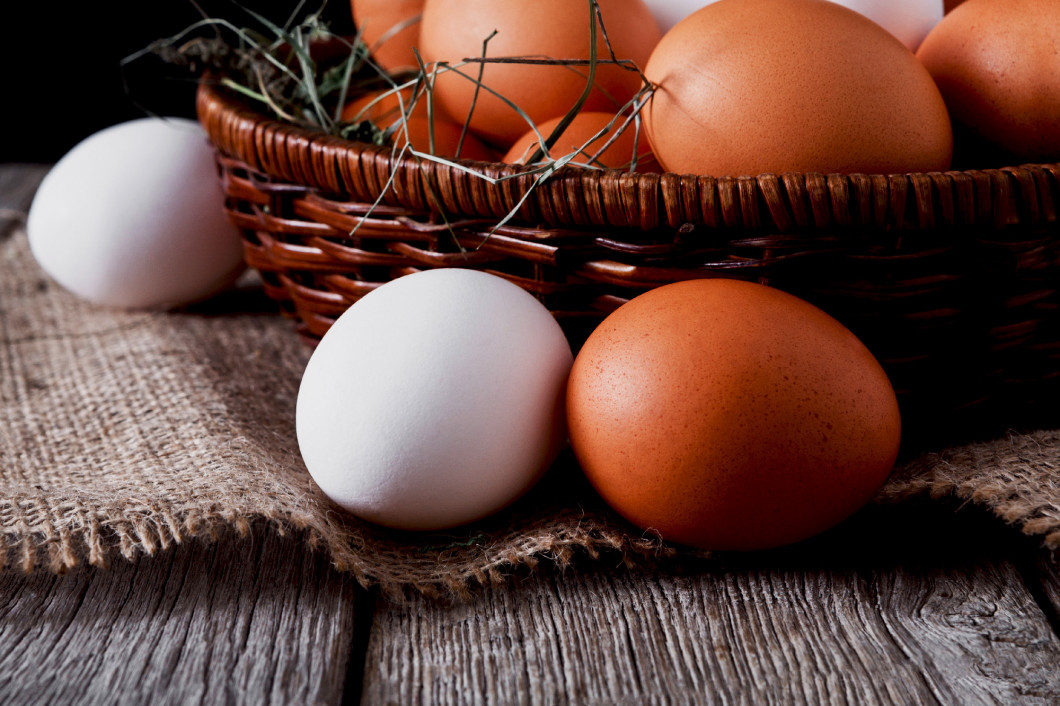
left=341, top=89, right=494, bottom=161
left=642, top=0, right=953, bottom=176
left=340, top=86, right=435, bottom=125
left=419, top=0, right=661, bottom=146
left=566, top=279, right=901, bottom=551
left=502, top=111, right=657, bottom=170
left=352, top=0, right=424, bottom=72
left=391, top=116, right=496, bottom=161
left=916, top=0, right=1060, bottom=164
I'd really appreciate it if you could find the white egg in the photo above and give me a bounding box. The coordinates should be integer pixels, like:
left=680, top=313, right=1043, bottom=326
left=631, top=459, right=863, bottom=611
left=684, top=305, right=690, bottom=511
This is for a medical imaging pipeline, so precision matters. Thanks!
left=27, top=117, right=245, bottom=309
left=296, top=268, right=573, bottom=531
left=827, top=0, right=943, bottom=50
left=643, top=0, right=718, bottom=33
left=646, top=0, right=942, bottom=50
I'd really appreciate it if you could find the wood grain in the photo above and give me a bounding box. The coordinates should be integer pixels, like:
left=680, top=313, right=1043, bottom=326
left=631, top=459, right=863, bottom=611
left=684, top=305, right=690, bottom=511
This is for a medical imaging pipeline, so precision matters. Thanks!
left=0, top=526, right=366, bottom=706
left=873, top=561, right=1060, bottom=704
left=1033, top=552, right=1060, bottom=636
left=361, top=504, right=1060, bottom=705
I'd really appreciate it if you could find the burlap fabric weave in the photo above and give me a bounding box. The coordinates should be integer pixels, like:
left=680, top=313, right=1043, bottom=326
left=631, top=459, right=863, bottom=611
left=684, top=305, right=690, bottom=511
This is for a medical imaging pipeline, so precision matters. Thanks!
left=2, top=188, right=1059, bottom=599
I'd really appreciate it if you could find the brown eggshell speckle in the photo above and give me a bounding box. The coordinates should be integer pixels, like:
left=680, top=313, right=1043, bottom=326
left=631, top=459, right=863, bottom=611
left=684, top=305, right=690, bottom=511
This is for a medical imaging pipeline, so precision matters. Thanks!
left=566, top=279, right=902, bottom=551
left=916, top=0, right=1060, bottom=164
left=642, top=0, right=952, bottom=176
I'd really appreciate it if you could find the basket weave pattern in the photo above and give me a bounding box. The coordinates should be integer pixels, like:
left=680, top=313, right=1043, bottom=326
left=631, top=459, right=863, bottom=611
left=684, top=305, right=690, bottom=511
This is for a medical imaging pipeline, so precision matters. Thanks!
left=196, top=81, right=1060, bottom=429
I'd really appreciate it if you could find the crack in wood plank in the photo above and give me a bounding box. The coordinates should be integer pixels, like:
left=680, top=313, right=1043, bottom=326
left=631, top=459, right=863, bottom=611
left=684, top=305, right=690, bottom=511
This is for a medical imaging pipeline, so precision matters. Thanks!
left=0, top=526, right=364, bottom=705
left=361, top=504, right=1060, bottom=705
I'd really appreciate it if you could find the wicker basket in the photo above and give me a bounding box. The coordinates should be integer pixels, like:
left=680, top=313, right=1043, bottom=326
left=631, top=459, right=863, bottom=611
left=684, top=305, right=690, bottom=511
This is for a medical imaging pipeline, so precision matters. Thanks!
left=196, top=79, right=1060, bottom=435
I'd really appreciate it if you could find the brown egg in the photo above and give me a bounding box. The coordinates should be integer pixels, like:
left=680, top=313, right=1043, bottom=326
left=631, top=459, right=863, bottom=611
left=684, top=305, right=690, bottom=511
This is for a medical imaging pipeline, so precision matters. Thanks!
left=352, top=0, right=424, bottom=72
left=502, top=111, right=657, bottom=170
left=642, top=0, right=952, bottom=176
left=566, top=279, right=901, bottom=551
left=341, top=86, right=437, bottom=125
left=917, top=0, right=1060, bottom=164
left=390, top=116, right=496, bottom=162
left=419, top=0, right=661, bottom=146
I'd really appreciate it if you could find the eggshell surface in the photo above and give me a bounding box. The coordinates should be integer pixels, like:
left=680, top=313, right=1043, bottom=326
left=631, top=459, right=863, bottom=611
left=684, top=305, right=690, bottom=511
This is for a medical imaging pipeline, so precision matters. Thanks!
left=645, top=0, right=942, bottom=48
left=419, top=0, right=660, bottom=146
left=916, top=0, right=1060, bottom=163
left=351, top=0, right=424, bottom=71
left=340, top=87, right=495, bottom=160
left=296, top=269, right=574, bottom=531
left=341, top=86, right=435, bottom=125
left=642, top=0, right=716, bottom=33
left=27, top=118, right=245, bottom=309
left=390, top=115, right=496, bottom=161
left=502, top=111, right=656, bottom=170
left=642, top=0, right=952, bottom=177
left=566, top=279, right=901, bottom=551
left=830, top=0, right=943, bottom=50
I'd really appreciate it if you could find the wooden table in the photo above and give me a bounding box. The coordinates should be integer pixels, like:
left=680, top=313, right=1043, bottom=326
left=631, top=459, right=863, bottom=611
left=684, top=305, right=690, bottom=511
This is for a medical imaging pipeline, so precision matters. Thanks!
left=2, top=164, right=1060, bottom=705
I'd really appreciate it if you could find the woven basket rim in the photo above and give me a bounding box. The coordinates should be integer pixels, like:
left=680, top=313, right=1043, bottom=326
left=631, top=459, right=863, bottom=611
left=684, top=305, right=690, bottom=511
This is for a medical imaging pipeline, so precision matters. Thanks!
left=196, top=78, right=1060, bottom=233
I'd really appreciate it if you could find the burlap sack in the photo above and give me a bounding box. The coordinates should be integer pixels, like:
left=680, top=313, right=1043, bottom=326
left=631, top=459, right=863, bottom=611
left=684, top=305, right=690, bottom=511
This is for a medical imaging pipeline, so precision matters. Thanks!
left=2, top=211, right=1058, bottom=599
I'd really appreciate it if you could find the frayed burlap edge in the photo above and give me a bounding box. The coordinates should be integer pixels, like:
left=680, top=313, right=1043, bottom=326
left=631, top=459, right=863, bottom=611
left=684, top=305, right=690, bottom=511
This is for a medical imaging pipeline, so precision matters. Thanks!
left=876, top=428, right=1060, bottom=550
left=6, top=427, right=1060, bottom=602
left=0, top=495, right=325, bottom=575
left=0, top=489, right=680, bottom=603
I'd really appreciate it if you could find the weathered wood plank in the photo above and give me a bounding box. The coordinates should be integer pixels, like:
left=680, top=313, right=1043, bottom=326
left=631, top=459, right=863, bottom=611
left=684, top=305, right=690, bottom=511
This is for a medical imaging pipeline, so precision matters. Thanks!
left=872, top=560, right=1060, bottom=704
left=361, top=504, right=1060, bottom=705
left=0, top=526, right=366, bottom=706
left=1033, top=552, right=1060, bottom=634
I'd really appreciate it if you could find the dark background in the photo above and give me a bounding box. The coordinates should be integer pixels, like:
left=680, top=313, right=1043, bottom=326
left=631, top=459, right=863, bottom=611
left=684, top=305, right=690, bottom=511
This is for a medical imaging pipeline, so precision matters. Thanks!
left=3, top=2, right=355, bottom=163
